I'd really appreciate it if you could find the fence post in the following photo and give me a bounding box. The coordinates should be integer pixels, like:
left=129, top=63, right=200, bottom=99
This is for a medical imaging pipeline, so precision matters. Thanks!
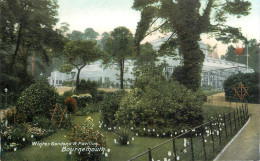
left=173, top=139, right=177, bottom=161
left=233, top=110, right=237, bottom=131
left=209, top=120, right=215, bottom=152
left=243, top=105, right=246, bottom=122
left=237, top=108, right=240, bottom=127
left=239, top=107, right=243, bottom=124
left=223, top=114, right=228, bottom=139
left=217, top=116, right=222, bottom=145
left=228, top=112, right=232, bottom=135
left=148, top=148, right=152, bottom=161
left=201, top=126, right=207, bottom=160
left=189, top=130, right=195, bottom=161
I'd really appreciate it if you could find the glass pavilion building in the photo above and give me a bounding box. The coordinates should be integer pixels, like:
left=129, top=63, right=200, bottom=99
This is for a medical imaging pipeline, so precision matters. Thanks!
left=48, top=38, right=254, bottom=89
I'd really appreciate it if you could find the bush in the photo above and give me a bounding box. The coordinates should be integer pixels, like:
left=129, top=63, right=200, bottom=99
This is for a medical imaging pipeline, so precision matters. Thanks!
left=75, top=79, right=98, bottom=98
left=32, top=116, right=51, bottom=129
left=1, top=123, right=34, bottom=151
left=65, top=97, right=77, bottom=113
left=70, top=117, right=106, bottom=161
left=115, top=65, right=204, bottom=136
left=224, top=72, right=259, bottom=103
left=16, top=79, right=62, bottom=122
left=100, top=91, right=126, bottom=128
left=63, top=90, right=73, bottom=98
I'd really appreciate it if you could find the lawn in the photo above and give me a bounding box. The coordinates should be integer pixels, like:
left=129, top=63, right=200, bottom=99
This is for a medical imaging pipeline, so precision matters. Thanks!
left=3, top=105, right=234, bottom=161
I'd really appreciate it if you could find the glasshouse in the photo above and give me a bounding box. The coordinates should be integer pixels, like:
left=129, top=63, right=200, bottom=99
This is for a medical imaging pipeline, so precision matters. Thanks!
left=48, top=38, right=254, bottom=89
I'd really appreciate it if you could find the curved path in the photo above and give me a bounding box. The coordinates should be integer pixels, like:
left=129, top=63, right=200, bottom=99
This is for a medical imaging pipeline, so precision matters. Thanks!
left=207, top=93, right=260, bottom=160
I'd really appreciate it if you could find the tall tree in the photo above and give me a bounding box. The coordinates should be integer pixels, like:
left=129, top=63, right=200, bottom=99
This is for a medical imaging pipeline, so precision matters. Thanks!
left=105, top=26, right=134, bottom=89
left=98, top=32, right=109, bottom=51
left=133, top=0, right=251, bottom=91
left=67, top=30, right=84, bottom=41
left=0, top=0, right=60, bottom=74
left=63, top=40, right=102, bottom=87
left=83, top=28, right=99, bottom=40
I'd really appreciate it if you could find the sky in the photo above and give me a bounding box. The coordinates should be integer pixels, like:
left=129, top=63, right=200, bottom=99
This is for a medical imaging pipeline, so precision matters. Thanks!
left=57, top=0, right=260, bottom=56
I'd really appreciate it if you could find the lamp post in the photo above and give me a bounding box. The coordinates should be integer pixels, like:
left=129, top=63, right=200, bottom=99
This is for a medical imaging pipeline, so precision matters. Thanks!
left=4, top=88, right=7, bottom=109
left=70, top=70, right=76, bottom=92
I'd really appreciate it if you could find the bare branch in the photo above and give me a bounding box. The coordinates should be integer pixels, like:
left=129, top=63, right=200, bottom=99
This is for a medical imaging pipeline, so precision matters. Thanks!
left=145, top=21, right=168, bottom=37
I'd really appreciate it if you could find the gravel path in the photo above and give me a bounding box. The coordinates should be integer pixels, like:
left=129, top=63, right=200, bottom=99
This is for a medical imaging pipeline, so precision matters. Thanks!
left=207, top=93, right=260, bottom=160
left=216, top=103, right=260, bottom=160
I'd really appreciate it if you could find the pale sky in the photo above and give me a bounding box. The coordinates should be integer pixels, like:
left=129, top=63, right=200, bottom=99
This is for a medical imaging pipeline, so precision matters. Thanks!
left=57, top=0, right=260, bottom=56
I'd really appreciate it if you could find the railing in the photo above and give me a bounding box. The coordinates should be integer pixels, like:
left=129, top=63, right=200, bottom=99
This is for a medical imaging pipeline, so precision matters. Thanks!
left=128, top=104, right=249, bottom=161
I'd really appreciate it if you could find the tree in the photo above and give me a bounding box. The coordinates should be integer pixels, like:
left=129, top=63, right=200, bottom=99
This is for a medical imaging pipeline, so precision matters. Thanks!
left=98, top=32, right=109, bottom=51
left=63, top=40, right=101, bottom=87
left=0, top=0, right=60, bottom=74
left=105, top=26, right=134, bottom=89
left=83, top=28, right=99, bottom=40
left=224, top=39, right=260, bottom=72
left=132, top=0, right=251, bottom=91
left=67, top=30, right=84, bottom=41
left=0, top=0, right=64, bottom=95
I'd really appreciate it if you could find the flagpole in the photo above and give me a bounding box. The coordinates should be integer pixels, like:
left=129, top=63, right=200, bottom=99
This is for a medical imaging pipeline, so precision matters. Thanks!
left=246, top=35, right=248, bottom=73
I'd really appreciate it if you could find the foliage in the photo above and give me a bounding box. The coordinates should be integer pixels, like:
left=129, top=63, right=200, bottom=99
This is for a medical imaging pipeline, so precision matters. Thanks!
left=116, top=65, right=204, bottom=136
left=60, top=64, right=74, bottom=73
left=134, top=42, right=158, bottom=69
left=223, top=72, right=259, bottom=103
left=105, top=26, right=134, bottom=89
left=1, top=124, right=34, bottom=151
left=65, top=97, right=77, bottom=113
left=63, top=40, right=102, bottom=86
left=67, top=28, right=99, bottom=41
left=100, top=91, right=126, bottom=128
left=113, top=127, right=133, bottom=145
left=28, top=125, right=52, bottom=141
left=75, top=79, right=98, bottom=97
left=69, top=120, right=106, bottom=161
left=32, top=116, right=51, bottom=129
left=16, top=79, right=61, bottom=122
left=62, top=90, right=73, bottom=98
left=132, top=0, right=252, bottom=91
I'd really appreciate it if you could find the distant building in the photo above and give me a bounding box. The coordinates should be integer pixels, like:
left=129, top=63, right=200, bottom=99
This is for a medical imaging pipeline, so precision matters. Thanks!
left=48, top=37, right=254, bottom=89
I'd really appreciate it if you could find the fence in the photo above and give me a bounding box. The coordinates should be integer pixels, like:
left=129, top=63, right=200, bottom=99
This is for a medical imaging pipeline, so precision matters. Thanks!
left=128, top=103, right=249, bottom=161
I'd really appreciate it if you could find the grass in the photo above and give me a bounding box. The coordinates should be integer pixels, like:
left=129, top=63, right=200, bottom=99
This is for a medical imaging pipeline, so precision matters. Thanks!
left=203, top=90, right=224, bottom=96
left=3, top=105, right=236, bottom=161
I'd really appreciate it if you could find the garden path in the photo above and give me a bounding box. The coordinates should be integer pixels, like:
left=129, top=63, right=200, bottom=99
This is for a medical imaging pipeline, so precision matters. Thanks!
left=207, top=93, right=260, bottom=161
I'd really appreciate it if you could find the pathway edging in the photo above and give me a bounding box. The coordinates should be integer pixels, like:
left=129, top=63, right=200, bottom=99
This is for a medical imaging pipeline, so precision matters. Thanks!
left=213, top=117, right=251, bottom=161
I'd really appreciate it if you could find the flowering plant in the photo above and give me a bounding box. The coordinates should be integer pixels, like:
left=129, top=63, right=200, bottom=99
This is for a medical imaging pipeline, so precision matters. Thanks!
left=70, top=118, right=106, bottom=161
left=71, top=93, right=92, bottom=98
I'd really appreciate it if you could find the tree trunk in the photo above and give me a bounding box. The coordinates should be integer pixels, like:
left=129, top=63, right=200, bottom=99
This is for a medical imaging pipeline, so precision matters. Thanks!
left=76, top=68, right=81, bottom=87
left=179, top=35, right=205, bottom=91
left=120, top=59, right=125, bottom=89
left=8, top=22, right=23, bottom=74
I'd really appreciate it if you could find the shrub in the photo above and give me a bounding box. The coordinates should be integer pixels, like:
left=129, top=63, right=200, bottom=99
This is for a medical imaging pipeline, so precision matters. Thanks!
left=75, top=79, right=98, bottom=98
left=32, top=116, right=51, bottom=129
left=115, top=65, right=204, bottom=136
left=224, top=72, right=259, bottom=103
left=100, top=91, right=126, bottom=128
left=16, top=79, right=61, bottom=122
left=113, top=127, right=133, bottom=145
left=65, top=97, right=77, bottom=113
left=63, top=90, right=73, bottom=98
left=72, top=93, right=92, bottom=108
left=70, top=117, right=106, bottom=161
left=1, top=124, right=34, bottom=151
